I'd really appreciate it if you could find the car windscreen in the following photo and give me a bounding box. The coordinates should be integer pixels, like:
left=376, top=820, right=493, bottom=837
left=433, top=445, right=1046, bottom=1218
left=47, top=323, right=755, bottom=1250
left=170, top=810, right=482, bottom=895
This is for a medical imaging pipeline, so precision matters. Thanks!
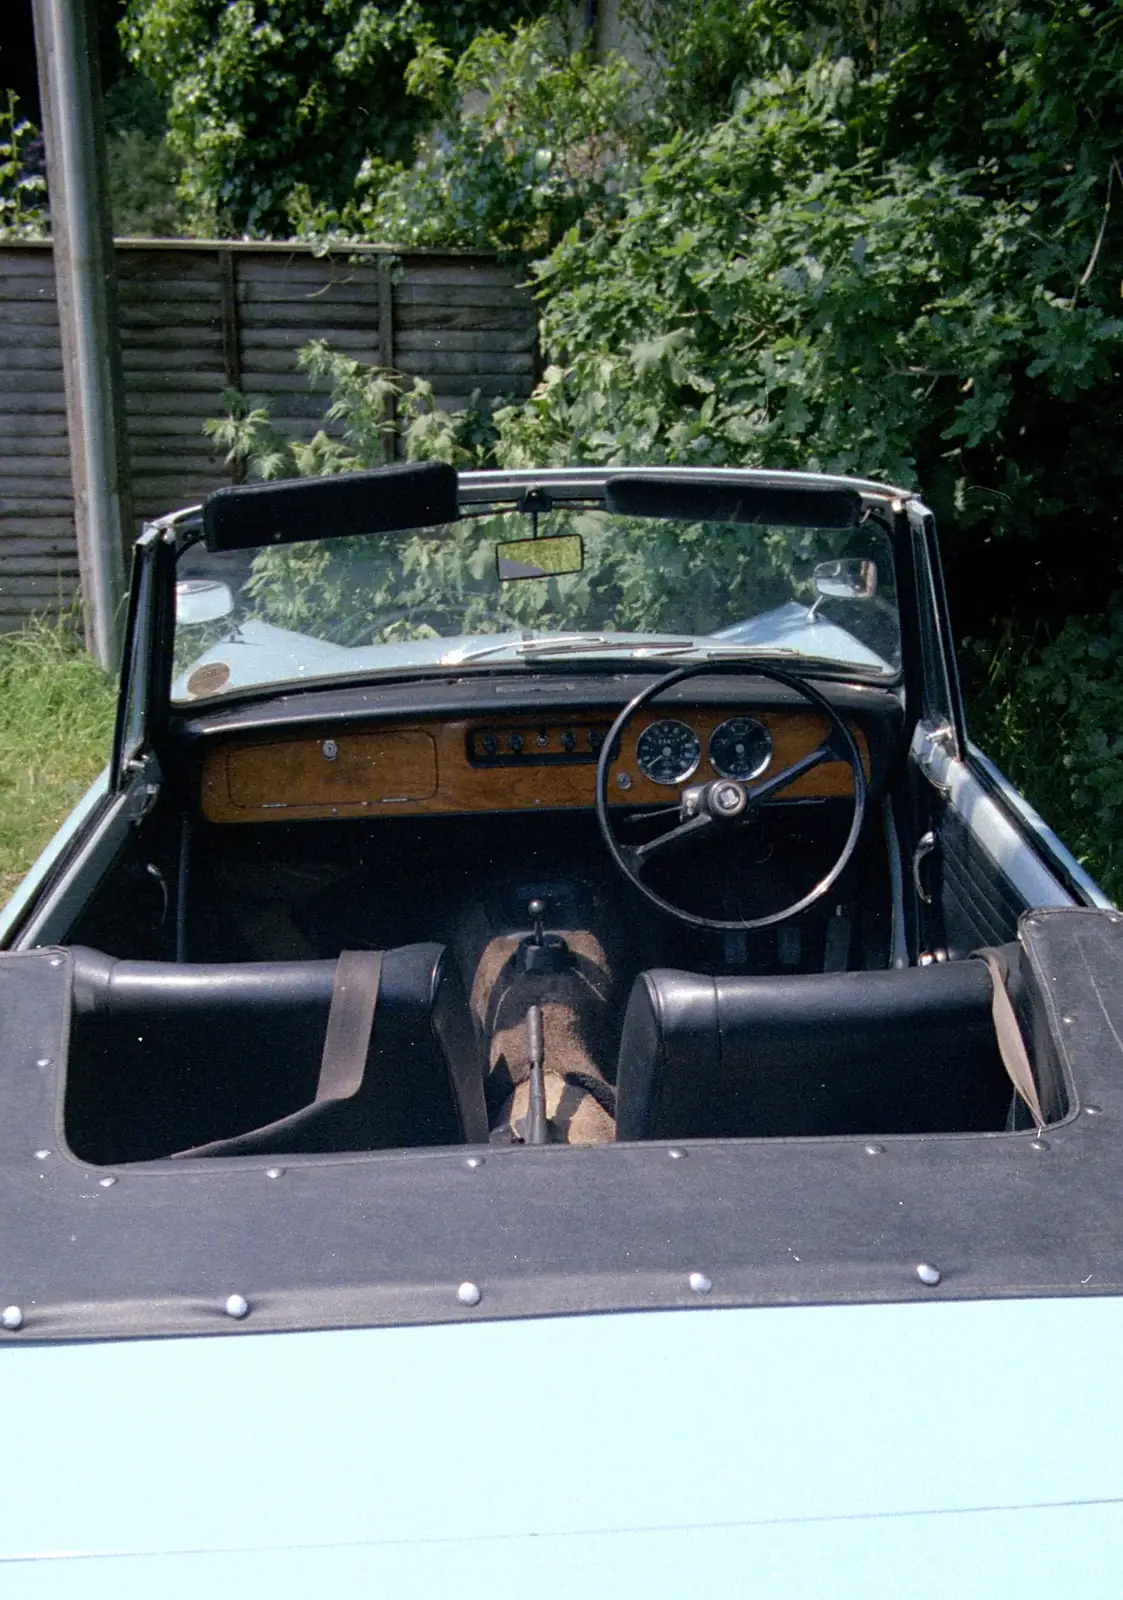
left=172, top=506, right=900, bottom=701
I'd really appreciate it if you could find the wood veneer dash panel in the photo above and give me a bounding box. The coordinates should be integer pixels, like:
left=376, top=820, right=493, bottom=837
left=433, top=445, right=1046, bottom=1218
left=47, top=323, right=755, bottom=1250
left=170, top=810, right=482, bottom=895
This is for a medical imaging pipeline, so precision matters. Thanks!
left=215, top=729, right=437, bottom=816
left=200, top=708, right=869, bottom=823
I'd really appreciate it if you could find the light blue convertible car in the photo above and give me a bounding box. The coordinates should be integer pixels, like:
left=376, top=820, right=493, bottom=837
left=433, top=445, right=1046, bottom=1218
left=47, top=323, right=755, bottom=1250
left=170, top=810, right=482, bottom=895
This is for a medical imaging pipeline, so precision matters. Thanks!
left=2, top=464, right=1121, bottom=1596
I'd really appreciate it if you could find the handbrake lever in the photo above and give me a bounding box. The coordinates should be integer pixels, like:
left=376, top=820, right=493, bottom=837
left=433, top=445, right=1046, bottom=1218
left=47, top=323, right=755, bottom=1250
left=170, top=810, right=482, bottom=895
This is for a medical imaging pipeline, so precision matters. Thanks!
left=524, top=1003, right=549, bottom=1145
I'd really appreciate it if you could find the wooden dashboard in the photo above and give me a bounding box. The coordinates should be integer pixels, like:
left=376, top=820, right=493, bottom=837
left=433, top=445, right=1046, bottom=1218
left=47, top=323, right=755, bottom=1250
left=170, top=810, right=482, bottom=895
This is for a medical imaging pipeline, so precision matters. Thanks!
left=200, top=708, right=870, bottom=824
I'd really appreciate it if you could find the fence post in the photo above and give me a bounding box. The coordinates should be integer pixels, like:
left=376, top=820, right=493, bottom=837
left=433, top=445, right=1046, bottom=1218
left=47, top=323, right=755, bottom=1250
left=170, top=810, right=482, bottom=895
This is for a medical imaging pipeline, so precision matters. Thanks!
left=32, top=0, right=133, bottom=670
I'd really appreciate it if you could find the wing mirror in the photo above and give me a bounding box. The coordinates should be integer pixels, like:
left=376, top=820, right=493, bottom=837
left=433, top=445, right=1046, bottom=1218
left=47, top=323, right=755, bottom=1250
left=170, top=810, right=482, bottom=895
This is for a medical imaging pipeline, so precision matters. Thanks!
left=812, top=557, right=877, bottom=602
left=176, top=579, right=234, bottom=625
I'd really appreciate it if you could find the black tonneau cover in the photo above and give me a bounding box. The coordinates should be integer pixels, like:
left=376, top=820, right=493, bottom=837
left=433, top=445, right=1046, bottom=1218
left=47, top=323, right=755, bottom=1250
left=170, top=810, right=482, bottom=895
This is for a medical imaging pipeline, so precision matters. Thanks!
left=1, top=909, right=1121, bottom=1342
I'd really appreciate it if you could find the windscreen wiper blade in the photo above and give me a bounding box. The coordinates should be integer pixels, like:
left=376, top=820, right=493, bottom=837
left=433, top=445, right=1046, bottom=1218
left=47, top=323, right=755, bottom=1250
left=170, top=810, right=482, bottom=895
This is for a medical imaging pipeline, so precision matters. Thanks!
left=442, top=635, right=844, bottom=668
left=442, top=633, right=695, bottom=664
left=527, top=640, right=807, bottom=662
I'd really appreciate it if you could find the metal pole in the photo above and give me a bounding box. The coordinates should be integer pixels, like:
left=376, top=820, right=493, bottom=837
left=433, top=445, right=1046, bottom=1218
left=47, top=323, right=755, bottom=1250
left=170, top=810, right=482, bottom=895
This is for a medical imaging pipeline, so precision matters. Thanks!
left=32, top=0, right=132, bottom=671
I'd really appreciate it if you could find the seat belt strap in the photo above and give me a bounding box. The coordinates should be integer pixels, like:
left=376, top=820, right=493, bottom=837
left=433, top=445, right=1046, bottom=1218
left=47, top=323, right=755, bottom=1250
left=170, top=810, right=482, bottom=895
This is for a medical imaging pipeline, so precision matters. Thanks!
left=316, top=950, right=383, bottom=1103
left=972, top=947, right=1045, bottom=1131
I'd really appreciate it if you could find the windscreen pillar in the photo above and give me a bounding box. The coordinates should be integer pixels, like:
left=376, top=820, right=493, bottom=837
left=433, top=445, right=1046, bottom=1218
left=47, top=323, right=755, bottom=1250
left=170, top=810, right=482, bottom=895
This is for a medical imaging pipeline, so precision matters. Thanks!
left=33, top=0, right=132, bottom=671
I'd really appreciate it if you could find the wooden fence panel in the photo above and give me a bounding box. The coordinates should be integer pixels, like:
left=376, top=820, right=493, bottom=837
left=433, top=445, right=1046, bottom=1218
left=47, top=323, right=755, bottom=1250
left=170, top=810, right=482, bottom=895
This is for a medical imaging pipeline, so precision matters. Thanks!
left=0, top=242, right=537, bottom=632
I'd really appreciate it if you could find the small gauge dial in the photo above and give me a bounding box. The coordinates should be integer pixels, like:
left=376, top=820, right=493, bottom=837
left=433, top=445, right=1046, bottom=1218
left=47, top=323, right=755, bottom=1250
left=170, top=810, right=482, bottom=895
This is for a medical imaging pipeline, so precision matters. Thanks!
left=636, top=719, right=702, bottom=785
left=708, top=717, right=772, bottom=781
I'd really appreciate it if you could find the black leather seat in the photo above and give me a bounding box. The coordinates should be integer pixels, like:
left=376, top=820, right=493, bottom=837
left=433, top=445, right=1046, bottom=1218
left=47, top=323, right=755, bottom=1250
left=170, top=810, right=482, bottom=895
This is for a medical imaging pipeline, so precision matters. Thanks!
left=615, top=961, right=1014, bottom=1141
left=68, top=943, right=488, bottom=1163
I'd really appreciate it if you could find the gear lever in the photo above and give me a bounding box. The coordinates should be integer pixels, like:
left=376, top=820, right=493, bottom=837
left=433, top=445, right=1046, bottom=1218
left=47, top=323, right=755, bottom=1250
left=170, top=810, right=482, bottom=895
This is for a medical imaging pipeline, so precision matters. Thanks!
left=516, top=896, right=570, bottom=975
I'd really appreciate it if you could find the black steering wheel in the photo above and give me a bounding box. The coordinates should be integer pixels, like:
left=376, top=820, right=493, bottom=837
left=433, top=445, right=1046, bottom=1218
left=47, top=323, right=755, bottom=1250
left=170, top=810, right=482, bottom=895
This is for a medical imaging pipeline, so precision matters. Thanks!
left=594, top=660, right=867, bottom=932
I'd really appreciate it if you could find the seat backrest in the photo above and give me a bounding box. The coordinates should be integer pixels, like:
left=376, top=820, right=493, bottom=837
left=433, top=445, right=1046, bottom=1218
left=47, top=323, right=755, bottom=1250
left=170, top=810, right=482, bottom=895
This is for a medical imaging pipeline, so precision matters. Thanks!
left=68, top=943, right=487, bottom=1162
left=615, top=961, right=1014, bottom=1141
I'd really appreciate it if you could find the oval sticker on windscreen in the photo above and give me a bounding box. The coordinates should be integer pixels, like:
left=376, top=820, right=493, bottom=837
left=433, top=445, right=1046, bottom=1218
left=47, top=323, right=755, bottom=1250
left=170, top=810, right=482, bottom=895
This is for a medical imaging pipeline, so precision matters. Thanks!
left=186, top=661, right=232, bottom=698
left=496, top=534, right=584, bottom=581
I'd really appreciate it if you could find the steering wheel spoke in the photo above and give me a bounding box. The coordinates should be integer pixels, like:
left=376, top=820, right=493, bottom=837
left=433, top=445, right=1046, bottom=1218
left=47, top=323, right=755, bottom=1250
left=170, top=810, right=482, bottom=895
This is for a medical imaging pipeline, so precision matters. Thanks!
left=745, top=741, right=834, bottom=805
left=629, top=810, right=715, bottom=868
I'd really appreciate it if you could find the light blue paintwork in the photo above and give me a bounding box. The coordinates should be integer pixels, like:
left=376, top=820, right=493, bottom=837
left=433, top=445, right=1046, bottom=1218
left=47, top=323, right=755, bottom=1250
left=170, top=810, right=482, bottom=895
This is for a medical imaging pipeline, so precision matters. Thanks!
left=171, top=606, right=891, bottom=701
left=0, top=767, right=109, bottom=946
left=3, top=1295, right=1123, bottom=1596
left=712, top=599, right=890, bottom=667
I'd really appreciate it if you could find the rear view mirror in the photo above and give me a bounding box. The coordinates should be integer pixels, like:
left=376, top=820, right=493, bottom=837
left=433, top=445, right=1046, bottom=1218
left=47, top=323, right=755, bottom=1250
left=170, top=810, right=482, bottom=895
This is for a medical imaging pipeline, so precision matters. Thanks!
left=176, top=579, right=234, bottom=624
left=812, top=558, right=877, bottom=602
left=496, top=534, right=584, bottom=581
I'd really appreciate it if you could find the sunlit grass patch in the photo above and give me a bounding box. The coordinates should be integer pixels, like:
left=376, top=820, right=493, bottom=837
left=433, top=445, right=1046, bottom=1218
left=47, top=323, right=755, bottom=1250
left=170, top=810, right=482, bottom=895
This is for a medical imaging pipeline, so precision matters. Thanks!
left=0, top=618, right=116, bottom=905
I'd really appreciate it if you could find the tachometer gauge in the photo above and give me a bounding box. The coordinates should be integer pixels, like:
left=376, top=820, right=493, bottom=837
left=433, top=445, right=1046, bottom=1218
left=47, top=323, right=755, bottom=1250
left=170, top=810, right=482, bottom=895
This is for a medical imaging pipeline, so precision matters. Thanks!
left=708, top=717, right=772, bottom=781
left=636, top=719, right=702, bottom=785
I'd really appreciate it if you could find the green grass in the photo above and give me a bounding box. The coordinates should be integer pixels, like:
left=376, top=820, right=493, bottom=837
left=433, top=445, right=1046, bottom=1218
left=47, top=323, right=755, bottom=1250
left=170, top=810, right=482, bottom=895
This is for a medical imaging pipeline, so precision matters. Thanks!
left=0, top=619, right=117, bottom=905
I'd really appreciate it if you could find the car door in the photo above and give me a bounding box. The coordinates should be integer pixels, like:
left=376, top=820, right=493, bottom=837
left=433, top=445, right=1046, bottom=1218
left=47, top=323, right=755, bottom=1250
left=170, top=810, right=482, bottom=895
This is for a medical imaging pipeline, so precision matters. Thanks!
left=902, top=501, right=1107, bottom=962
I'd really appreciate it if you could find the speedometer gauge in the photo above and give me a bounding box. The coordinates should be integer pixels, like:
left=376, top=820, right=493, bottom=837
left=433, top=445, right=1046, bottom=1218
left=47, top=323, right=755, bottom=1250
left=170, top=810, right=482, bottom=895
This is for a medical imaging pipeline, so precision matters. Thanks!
left=708, top=717, right=772, bottom=781
left=636, top=719, right=702, bottom=785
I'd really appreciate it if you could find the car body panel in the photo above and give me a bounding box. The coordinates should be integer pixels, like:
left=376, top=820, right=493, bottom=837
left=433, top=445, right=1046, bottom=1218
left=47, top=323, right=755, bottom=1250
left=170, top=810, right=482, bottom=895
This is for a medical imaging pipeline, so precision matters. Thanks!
left=0, top=767, right=110, bottom=947
left=4, top=1296, right=1123, bottom=1595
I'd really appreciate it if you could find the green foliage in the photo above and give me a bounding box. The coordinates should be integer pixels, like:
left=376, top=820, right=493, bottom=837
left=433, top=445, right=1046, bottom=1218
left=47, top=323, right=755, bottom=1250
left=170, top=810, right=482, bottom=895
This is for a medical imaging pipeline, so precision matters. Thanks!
left=102, top=70, right=187, bottom=236
left=624, top=0, right=823, bottom=125
left=120, top=0, right=553, bottom=236
left=0, top=618, right=116, bottom=905
left=106, top=129, right=186, bottom=236
left=205, top=340, right=499, bottom=476
left=497, top=20, right=1123, bottom=559
left=292, top=18, right=648, bottom=251
left=0, top=92, right=48, bottom=241
left=968, top=601, right=1123, bottom=902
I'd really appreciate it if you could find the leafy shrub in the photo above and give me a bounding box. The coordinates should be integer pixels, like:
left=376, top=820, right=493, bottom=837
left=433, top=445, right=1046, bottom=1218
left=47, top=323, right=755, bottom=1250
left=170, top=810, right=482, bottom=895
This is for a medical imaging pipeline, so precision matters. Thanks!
left=106, top=129, right=186, bottom=237
left=291, top=19, right=648, bottom=251
left=205, top=339, right=500, bottom=475
left=0, top=92, right=48, bottom=240
left=967, top=603, right=1123, bottom=903
left=120, top=0, right=554, bottom=236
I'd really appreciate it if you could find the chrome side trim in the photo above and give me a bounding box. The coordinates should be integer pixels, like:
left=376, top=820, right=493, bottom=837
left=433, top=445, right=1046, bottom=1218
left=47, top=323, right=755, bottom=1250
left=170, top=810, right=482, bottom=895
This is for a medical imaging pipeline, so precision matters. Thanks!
left=967, top=741, right=1113, bottom=910
left=911, top=724, right=1079, bottom=911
